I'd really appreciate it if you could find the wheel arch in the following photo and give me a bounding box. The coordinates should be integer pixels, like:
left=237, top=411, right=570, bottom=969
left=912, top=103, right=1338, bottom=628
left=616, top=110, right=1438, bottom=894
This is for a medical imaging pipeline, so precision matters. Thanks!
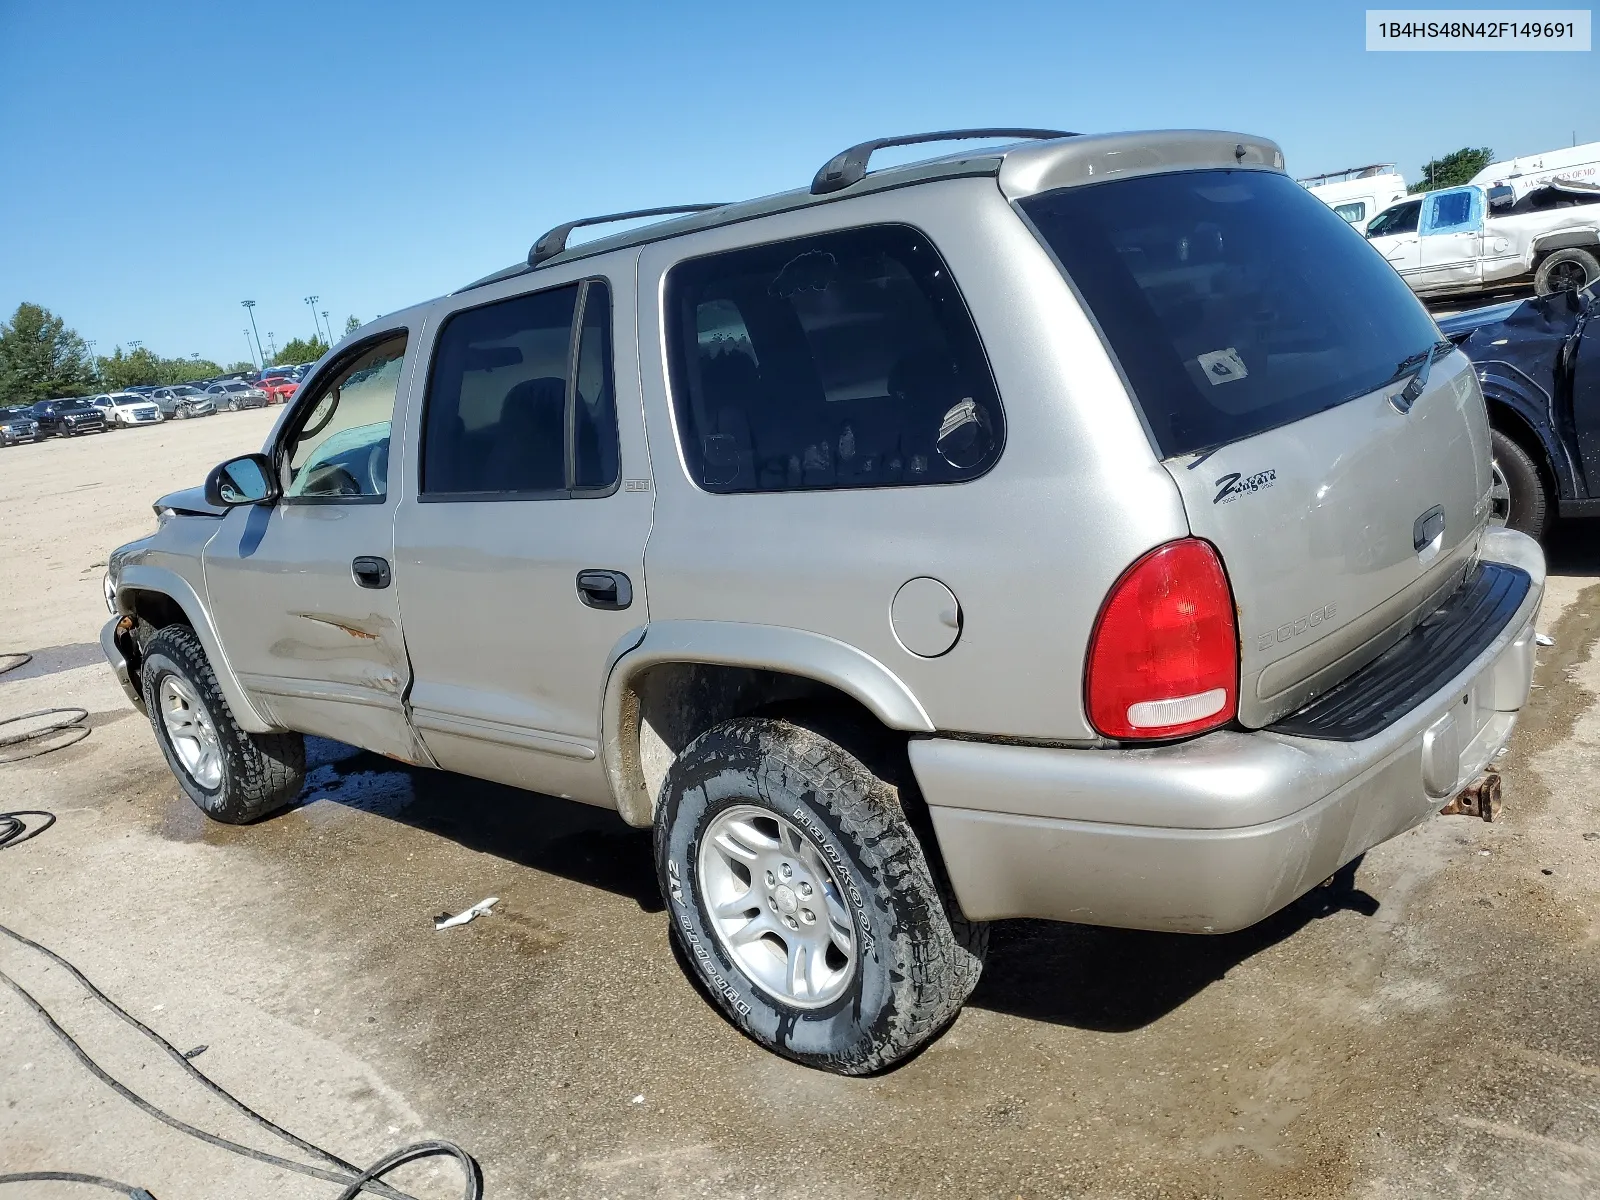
left=1482, top=382, right=1577, bottom=500
left=601, top=621, right=934, bottom=829
left=115, top=564, right=277, bottom=734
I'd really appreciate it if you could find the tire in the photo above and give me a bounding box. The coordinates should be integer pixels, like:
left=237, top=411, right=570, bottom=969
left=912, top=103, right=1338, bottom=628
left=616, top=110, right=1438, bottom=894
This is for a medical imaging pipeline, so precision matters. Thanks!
left=227, top=399, right=239, bottom=411
left=140, top=625, right=305, bottom=824
left=1534, top=247, right=1600, bottom=296
left=1490, top=426, right=1550, bottom=542
left=655, top=716, right=987, bottom=1075
left=175, top=407, right=189, bottom=420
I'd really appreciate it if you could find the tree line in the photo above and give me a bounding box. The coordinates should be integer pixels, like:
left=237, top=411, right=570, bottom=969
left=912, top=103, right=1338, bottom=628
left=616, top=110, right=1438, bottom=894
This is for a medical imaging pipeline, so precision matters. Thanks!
left=0, top=303, right=362, bottom=406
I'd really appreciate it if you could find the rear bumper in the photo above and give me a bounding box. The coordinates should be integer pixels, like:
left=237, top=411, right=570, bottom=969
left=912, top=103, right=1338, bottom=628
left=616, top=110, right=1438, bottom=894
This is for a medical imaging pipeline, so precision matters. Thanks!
left=913, top=528, right=1545, bottom=933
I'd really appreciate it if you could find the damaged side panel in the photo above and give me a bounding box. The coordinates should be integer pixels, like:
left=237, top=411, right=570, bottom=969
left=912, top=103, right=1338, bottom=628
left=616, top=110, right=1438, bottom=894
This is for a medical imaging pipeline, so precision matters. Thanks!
left=201, top=503, right=433, bottom=767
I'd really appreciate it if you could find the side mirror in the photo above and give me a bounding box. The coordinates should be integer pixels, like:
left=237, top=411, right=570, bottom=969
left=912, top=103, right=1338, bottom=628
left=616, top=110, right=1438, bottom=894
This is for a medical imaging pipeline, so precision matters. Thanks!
left=205, top=453, right=279, bottom=507
left=1487, top=185, right=1515, bottom=212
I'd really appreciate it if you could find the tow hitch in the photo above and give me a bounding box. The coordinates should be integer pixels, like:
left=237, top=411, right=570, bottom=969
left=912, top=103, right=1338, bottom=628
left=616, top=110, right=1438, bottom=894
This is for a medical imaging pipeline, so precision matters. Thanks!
left=1441, top=772, right=1502, bottom=822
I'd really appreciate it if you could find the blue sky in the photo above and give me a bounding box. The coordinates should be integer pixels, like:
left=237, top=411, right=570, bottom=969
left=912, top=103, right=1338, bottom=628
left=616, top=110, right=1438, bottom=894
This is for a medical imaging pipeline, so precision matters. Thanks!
left=1, top=1, right=1592, bottom=367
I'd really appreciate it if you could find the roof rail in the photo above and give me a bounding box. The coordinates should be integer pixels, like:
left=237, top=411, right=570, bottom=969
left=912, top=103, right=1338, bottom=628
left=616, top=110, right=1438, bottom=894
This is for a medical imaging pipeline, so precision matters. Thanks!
left=810, top=127, right=1077, bottom=196
left=529, top=204, right=731, bottom=267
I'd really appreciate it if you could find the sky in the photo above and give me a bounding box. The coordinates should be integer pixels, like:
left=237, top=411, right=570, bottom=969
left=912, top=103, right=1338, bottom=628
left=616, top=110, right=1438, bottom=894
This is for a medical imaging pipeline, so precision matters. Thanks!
left=1, top=0, right=1594, bottom=367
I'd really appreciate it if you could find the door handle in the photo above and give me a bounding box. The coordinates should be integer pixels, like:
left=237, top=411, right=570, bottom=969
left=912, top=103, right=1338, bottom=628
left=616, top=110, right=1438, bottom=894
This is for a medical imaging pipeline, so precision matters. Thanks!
left=576, top=569, right=632, bottom=610
left=352, top=556, right=391, bottom=589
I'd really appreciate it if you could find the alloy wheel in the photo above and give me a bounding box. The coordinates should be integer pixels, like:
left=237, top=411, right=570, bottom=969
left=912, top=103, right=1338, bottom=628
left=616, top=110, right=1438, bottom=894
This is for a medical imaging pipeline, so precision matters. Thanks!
left=697, top=804, right=857, bottom=1008
left=1489, top=457, right=1512, bottom=526
left=158, top=674, right=223, bottom=789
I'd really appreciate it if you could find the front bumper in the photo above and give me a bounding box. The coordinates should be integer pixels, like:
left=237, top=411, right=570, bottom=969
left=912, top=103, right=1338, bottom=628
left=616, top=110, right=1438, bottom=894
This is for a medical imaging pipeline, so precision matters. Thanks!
left=914, top=528, right=1545, bottom=934
left=101, top=616, right=146, bottom=714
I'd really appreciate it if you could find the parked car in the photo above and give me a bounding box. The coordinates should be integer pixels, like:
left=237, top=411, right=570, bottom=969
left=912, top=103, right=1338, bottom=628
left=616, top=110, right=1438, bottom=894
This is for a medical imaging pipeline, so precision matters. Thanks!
left=205, top=381, right=270, bottom=411
left=102, top=128, right=1544, bottom=1075
left=89, top=392, right=164, bottom=428
left=0, top=405, right=41, bottom=445
left=31, top=397, right=107, bottom=436
left=256, top=370, right=300, bottom=404
left=1366, top=177, right=1600, bottom=299
left=150, top=386, right=217, bottom=420
left=1439, top=282, right=1599, bottom=540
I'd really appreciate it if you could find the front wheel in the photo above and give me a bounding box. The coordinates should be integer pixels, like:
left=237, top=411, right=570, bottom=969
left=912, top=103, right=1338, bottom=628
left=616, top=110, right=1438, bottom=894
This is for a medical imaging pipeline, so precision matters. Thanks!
left=1534, top=247, right=1600, bottom=296
left=1489, top=426, right=1550, bottom=541
left=141, top=625, right=305, bottom=823
left=174, top=407, right=189, bottom=420
left=656, top=716, right=986, bottom=1075
left=227, top=399, right=239, bottom=411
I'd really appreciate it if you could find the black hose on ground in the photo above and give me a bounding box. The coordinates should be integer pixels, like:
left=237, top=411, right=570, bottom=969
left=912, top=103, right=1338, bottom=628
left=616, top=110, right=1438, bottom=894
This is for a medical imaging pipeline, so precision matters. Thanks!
left=0, top=653, right=90, bottom=762
left=0, top=816, right=484, bottom=1199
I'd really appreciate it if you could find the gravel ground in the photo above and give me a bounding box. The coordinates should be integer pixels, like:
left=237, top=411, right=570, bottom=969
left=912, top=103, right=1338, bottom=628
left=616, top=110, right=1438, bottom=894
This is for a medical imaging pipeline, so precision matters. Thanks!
left=1, top=410, right=1598, bottom=1199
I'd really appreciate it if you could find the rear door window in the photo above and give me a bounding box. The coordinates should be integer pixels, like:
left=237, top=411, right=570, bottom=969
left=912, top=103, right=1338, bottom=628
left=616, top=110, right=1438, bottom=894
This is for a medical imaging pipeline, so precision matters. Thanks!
left=665, top=224, right=1003, bottom=493
left=1020, top=170, right=1441, bottom=459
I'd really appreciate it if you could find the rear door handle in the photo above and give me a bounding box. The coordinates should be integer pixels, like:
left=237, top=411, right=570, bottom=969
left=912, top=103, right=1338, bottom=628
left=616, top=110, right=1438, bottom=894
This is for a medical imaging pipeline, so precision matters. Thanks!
left=576, top=569, right=632, bottom=610
left=352, top=556, right=391, bottom=589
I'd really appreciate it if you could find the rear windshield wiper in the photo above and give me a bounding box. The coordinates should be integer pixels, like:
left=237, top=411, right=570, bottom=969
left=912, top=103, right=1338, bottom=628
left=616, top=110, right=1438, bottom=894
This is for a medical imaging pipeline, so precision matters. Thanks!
left=1386, top=339, right=1453, bottom=405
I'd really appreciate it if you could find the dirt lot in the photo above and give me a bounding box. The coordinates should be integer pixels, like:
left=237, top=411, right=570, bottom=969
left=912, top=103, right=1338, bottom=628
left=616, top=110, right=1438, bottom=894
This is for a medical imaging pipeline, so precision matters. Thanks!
left=2, top=412, right=1599, bottom=1199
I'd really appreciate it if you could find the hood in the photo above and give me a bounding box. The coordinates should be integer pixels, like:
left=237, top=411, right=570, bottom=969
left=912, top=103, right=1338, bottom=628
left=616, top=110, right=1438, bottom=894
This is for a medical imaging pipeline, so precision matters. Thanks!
left=154, top=485, right=225, bottom=518
left=1436, top=299, right=1527, bottom=342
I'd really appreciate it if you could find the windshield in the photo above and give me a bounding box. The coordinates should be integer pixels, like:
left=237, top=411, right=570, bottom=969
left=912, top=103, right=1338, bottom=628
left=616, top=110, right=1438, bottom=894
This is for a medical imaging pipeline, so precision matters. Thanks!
left=1020, top=169, right=1441, bottom=458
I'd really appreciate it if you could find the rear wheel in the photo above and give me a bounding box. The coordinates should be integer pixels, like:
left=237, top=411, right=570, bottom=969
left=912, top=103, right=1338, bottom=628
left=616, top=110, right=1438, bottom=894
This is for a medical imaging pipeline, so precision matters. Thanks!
left=656, top=715, right=986, bottom=1075
left=1534, top=247, right=1600, bottom=296
left=1489, top=426, right=1550, bottom=541
left=141, top=625, right=305, bottom=823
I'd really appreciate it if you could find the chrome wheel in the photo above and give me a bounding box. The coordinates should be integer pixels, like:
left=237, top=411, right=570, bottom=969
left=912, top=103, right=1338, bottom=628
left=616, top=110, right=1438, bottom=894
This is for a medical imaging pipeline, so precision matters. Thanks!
left=1489, top=458, right=1512, bottom=526
left=697, top=804, right=857, bottom=1009
left=158, top=675, right=223, bottom=789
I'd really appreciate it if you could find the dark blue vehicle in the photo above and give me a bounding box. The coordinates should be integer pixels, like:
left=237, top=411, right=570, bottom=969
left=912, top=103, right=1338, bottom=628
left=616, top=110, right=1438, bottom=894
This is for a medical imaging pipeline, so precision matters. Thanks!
left=1440, top=283, right=1600, bottom=540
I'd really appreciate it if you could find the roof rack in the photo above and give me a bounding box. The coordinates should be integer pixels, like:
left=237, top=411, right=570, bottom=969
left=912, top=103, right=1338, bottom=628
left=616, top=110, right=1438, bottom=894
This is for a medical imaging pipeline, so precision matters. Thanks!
left=810, top=127, right=1077, bottom=195
left=529, top=204, right=731, bottom=267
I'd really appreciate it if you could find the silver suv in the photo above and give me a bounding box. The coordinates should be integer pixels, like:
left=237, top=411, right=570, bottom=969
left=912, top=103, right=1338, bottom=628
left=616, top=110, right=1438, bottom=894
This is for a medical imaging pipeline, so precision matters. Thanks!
left=101, top=129, right=1545, bottom=1074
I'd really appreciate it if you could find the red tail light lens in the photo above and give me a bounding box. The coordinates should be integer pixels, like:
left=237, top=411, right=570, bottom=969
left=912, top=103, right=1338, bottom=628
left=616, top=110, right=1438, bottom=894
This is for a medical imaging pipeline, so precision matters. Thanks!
left=1086, top=538, right=1239, bottom=740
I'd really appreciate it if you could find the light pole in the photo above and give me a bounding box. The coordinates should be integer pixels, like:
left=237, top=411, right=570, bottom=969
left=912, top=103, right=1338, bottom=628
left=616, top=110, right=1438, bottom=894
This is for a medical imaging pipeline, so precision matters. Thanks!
left=241, top=301, right=263, bottom=367
left=267, top=332, right=277, bottom=361
left=244, top=330, right=257, bottom=367
left=85, top=339, right=99, bottom=382
left=304, top=295, right=321, bottom=347
left=322, top=311, right=332, bottom=347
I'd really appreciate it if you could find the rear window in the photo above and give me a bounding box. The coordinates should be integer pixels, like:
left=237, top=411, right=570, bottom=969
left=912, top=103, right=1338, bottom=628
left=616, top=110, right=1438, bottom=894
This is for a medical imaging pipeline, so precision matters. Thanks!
left=1020, top=170, right=1440, bottom=459
left=665, top=225, right=1003, bottom=493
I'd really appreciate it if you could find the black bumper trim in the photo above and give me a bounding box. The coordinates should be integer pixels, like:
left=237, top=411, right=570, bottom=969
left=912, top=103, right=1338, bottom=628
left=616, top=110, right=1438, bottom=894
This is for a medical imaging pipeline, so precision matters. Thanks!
left=1269, top=562, right=1531, bottom=742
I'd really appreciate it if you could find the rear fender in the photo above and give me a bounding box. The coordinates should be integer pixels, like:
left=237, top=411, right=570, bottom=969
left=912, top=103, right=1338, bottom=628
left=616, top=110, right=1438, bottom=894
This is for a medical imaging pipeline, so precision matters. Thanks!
left=600, top=621, right=934, bottom=828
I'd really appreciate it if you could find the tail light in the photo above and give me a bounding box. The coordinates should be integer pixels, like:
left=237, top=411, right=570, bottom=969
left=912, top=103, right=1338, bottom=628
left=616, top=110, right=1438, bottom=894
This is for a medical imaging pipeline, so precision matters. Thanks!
left=1086, top=538, right=1238, bottom=740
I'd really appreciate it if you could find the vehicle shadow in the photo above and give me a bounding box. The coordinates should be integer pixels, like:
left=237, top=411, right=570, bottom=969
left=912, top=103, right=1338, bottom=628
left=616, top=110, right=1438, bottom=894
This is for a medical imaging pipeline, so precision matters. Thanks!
left=300, top=736, right=1380, bottom=1031
left=967, top=861, right=1378, bottom=1032
left=299, top=737, right=663, bottom=912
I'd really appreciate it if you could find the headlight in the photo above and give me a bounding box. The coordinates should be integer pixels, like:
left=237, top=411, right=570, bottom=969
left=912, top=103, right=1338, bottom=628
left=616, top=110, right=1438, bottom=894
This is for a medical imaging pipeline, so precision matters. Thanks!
left=156, top=506, right=177, bottom=528
left=103, top=571, right=117, bottom=614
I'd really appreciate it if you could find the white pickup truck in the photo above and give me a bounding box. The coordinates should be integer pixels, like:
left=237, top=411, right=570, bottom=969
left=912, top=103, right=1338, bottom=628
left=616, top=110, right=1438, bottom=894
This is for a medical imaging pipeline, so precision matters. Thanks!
left=1366, top=178, right=1600, bottom=299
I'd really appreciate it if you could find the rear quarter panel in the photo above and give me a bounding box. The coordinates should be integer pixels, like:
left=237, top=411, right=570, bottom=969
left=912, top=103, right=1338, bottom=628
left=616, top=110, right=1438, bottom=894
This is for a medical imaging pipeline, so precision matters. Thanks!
left=635, top=179, right=1189, bottom=742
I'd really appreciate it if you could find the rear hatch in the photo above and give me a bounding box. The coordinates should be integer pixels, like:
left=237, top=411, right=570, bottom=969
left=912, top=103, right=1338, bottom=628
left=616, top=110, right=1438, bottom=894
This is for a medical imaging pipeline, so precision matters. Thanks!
left=1020, top=167, right=1492, bottom=727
